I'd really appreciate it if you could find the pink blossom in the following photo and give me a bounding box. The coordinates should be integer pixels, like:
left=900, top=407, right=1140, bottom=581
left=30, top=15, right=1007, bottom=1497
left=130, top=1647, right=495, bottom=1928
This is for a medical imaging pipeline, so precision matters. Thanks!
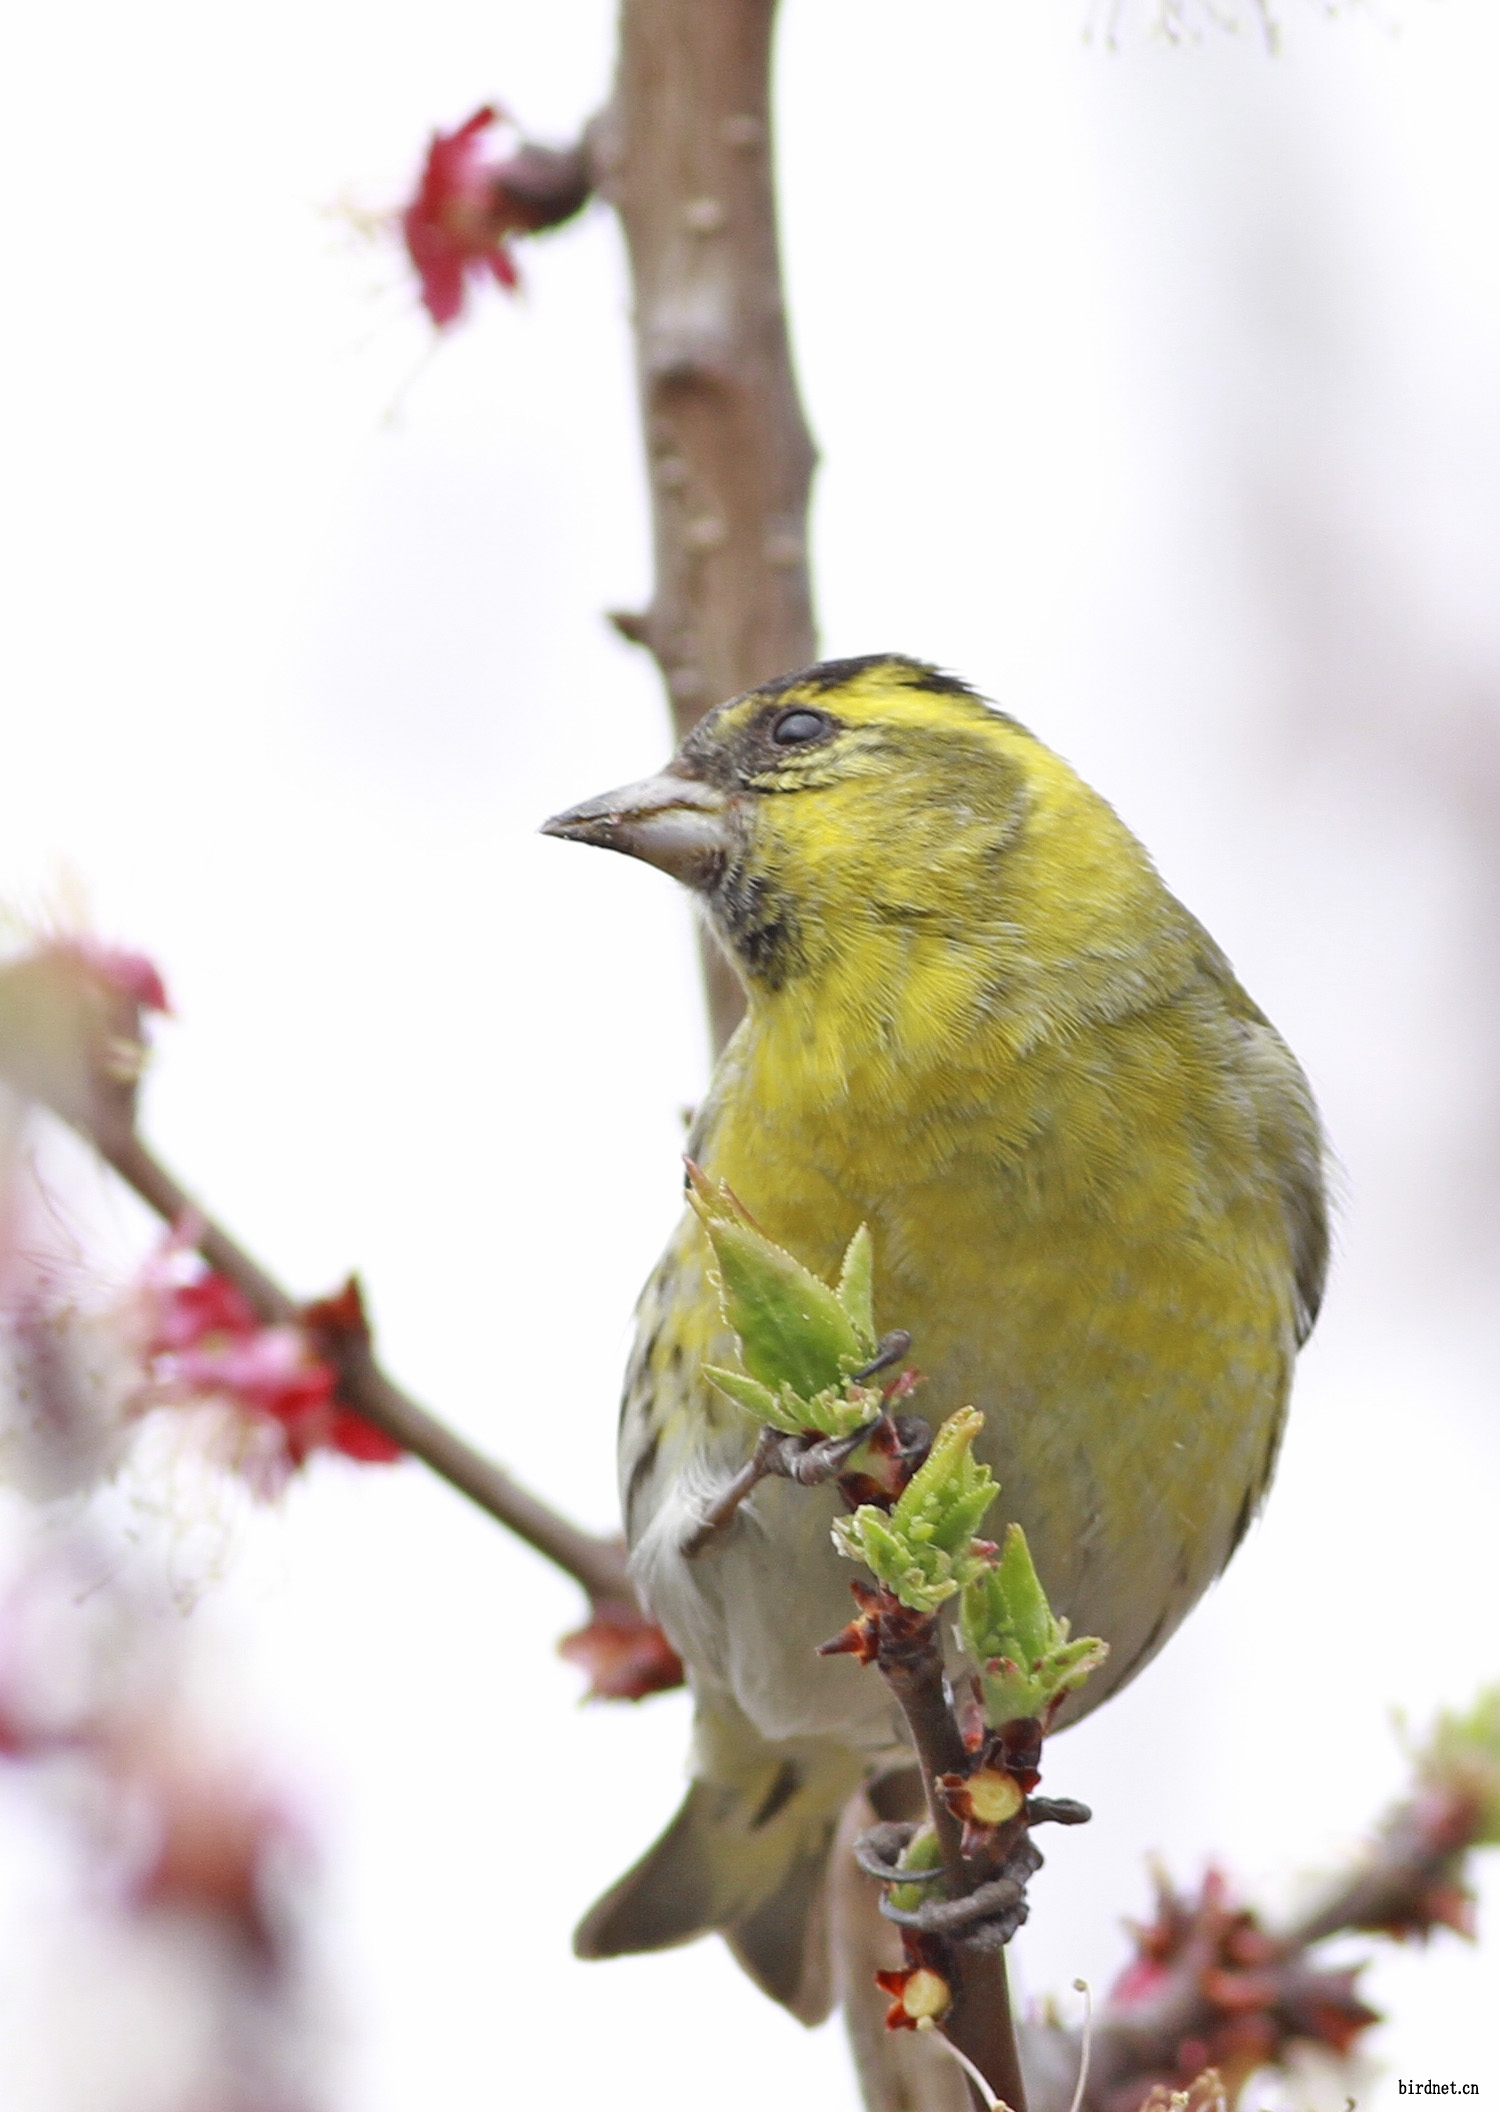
left=53, top=937, right=171, bottom=1015
left=138, top=1236, right=401, bottom=1475
left=400, top=105, right=591, bottom=327
left=125, top=1755, right=301, bottom=1962
left=402, top=106, right=522, bottom=326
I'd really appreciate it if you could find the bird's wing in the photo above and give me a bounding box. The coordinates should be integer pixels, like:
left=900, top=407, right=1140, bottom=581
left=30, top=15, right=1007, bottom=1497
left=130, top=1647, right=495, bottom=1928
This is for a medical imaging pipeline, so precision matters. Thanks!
left=1193, top=928, right=1330, bottom=1346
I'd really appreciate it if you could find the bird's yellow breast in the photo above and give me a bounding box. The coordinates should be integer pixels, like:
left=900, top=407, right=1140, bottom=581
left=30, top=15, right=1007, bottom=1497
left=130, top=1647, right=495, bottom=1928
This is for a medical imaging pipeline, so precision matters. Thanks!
left=692, top=969, right=1295, bottom=1687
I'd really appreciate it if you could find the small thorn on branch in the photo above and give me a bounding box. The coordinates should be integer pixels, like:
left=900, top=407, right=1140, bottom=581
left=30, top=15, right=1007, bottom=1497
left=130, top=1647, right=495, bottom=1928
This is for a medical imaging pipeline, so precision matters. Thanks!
left=608, top=608, right=654, bottom=647
left=1025, top=1797, right=1092, bottom=1828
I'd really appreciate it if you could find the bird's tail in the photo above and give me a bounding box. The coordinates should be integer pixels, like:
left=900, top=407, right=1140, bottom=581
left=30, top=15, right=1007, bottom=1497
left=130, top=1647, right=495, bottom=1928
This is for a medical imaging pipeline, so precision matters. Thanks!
left=573, top=1707, right=866, bottom=2024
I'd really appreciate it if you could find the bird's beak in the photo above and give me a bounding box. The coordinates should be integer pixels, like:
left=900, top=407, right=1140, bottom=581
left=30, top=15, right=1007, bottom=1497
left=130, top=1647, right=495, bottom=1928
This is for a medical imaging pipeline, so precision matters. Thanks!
left=540, top=772, right=730, bottom=888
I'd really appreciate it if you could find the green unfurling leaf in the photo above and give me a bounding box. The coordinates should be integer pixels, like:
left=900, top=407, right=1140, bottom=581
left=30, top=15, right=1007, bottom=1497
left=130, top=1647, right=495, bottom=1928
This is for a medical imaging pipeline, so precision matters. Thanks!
left=835, top=1224, right=876, bottom=1348
left=959, top=1522, right=1108, bottom=1727
left=688, top=1165, right=875, bottom=1400
left=703, top=1365, right=877, bottom=1441
left=833, top=1407, right=998, bottom=1612
left=700, top=1365, right=782, bottom=1425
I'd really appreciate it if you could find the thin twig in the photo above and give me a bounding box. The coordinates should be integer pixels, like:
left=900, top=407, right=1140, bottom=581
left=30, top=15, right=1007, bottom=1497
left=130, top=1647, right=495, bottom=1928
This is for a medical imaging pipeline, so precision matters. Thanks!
left=1028, top=1779, right=1482, bottom=2112
left=106, top=1132, right=635, bottom=1606
left=1280, top=1786, right=1482, bottom=1949
left=681, top=1425, right=781, bottom=1556
left=682, top=1417, right=879, bottom=1557
left=0, top=959, right=635, bottom=1610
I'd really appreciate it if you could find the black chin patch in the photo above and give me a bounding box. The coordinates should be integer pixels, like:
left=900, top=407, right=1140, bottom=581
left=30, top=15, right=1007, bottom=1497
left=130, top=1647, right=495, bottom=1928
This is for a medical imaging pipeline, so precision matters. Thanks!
left=710, top=857, right=803, bottom=989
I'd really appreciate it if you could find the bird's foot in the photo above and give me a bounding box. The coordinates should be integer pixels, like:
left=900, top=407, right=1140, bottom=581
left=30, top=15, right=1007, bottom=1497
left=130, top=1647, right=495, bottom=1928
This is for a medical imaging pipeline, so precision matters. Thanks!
left=854, top=1801, right=1090, bottom=1946
left=681, top=1419, right=882, bottom=1557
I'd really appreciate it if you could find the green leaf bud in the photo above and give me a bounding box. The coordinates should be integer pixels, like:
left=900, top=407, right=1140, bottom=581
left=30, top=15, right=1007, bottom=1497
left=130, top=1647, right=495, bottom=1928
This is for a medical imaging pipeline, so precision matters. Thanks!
left=832, top=1407, right=998, bottom=1612
left=687, top=1166, right=875, bottom=1398
left=702, top=1366, right=877, bottom=1440
left=888, top=1823, right=944, bottom=1912
left=959, top=1523, right=1108, bottom=1726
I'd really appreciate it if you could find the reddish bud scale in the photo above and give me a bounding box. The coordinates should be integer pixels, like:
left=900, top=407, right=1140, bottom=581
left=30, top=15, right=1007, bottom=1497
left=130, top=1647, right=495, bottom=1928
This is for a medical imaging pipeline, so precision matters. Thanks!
left=559, top=1603, right=685, bottom=1702
left=818, top=1578, right=936, bottom=1668
left=994, top=1716, right=1043, bottom=1793
left=938, top=1762, right=1026, bottom=1856
left=874, top=1932, right=952, bottom=2032
left=836, top=1410, right=930, bottom=1511
left=300, top=1277, right=370, bottom=1347
left=1348, top=1785, right=1486, bottom=1943
left=818, top=1615, right=880, bottom=1664
left=1112, top=1864, right=1380, bottom=2096
left=956, top=1679, right=988, bottom=1754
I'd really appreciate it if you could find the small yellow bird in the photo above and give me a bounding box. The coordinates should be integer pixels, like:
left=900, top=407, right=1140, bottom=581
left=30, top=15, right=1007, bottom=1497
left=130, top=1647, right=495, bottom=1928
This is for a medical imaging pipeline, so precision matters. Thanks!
left=544, top=655, right=1326, bottom=2022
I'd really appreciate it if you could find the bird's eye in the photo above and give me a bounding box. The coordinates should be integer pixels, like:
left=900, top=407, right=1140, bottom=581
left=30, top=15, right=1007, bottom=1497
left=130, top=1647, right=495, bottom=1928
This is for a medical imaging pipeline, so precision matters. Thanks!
left=770, top=707, right=833, bottom=747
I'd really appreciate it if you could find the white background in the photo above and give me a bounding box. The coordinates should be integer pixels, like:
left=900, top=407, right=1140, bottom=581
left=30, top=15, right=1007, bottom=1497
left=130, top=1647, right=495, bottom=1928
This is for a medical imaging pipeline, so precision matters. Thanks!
left=0, top=0, right=1497, bottom=2105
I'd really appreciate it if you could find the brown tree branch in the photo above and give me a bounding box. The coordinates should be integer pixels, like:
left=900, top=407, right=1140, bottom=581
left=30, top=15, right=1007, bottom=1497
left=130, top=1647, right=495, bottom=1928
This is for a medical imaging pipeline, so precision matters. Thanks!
left=125, top=1129, right=635, bottom=1605
left=588, top=16, right=993, bottom=2096
left=0, top=951, right=634, bottom=1610
left=871, top=1605, right=1030, bottom=2112
left=835, top=1788, right=973, bottom=2112
left=591, top=0, right=818, bottom=1053
left=586, top=16, right=1044, bottom=2095
left=1282, top=1783, right=1484, bottom=1949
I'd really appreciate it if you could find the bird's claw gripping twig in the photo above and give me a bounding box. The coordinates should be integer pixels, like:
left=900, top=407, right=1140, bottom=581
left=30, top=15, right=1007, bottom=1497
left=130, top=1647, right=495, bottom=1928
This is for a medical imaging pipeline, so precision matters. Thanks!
left=771, top=1421, right=883, bottom=1485
left=682, top=1418, right=881, bottom=1557
left=855, top=1800, right=1087, bottom=1943
left=848, top=1329, right=912, bottom=1384
left=852, top=1820, right=951, bottom=1885
left=853, top=1797, right=1089, bottom=1890
left=879, top=1832, right=1044, bottom=1942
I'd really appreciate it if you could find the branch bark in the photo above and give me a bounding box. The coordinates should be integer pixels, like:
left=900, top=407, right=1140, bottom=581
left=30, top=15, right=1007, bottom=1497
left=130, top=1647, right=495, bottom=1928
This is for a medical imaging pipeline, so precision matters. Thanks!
left=592, top=9, right=1029, bottom=2100
left=874, top=1609, right=1030, bottom=2112
left=593, top=0, right=817, bottom=1053
left=835, top=1789, right=973, bottom=2112
left=113, top=1135, right=636, bottom=1605
left=0, top=951, right=634, bottom=1610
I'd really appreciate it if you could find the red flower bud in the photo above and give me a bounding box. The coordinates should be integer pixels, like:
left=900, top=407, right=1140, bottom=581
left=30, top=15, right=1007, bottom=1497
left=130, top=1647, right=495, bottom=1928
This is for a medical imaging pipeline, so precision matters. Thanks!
left=401, top=106, right=591, bottom=327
